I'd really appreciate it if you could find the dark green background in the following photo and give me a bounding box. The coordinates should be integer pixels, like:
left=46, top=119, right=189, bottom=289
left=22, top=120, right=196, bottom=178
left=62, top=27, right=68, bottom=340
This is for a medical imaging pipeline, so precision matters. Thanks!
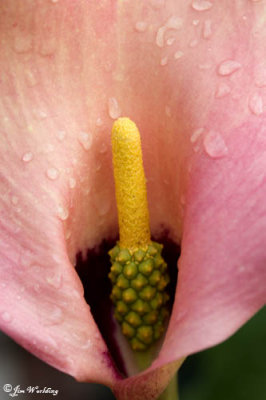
left=0, top=307, right=265, bottom=400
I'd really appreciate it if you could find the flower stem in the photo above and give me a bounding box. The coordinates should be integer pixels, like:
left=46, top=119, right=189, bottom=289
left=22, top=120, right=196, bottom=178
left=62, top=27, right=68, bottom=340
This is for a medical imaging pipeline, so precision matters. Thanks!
left=158, top=370, right=179, bottom=400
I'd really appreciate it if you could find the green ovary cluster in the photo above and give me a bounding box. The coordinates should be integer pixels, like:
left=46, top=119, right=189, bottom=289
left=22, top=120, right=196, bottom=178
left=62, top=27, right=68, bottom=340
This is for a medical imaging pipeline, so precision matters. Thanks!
left=109, top=242, right=170, bottom=351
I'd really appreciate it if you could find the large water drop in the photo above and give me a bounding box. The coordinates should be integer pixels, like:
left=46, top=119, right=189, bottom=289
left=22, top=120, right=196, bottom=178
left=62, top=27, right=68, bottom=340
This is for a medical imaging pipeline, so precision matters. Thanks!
left=218, top=60, right=242, bottom=76
left=203, top=131, right=228, bottom=159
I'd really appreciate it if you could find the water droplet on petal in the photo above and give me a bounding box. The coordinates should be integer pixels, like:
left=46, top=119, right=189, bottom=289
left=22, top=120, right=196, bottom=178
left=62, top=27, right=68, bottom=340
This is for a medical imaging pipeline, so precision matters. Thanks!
left=192, top=19, right=200, bottom=26
left=56, top=130, right=66, bottom=142
left=50, top=306, right=63, bottom=324
left=135, top=21, right=148, bottom=32
left=156, top=16, right=182, bottom=47
left=57, top=205, right=69, bottom=221
left=44, top=305, right=64, bottom=326
left=95, top=161, right=102, bottom=172
left=46, top=167, right=59, bottom=180
left=94, top=193, right=111, bottom=217
left=69, top=177, right=76, bottom=189
left=46, top=273, right=62, bottom=289
left=34, top=283, right=41, bottom=292
left=249, top=93, right=264, bottom=115
left=96, top=117, right=103, bottom=127
left=78, top=131, right=93, bottom=151
left=166, top=15, right=183, bottom=30
left=51, top=0, right=59, bottom=3
left=215, top=82, right=231, bottom=98
left=1, top=312, right=12, bottom=323
left=166, top=37, right=176, bottom=46
left=108, top=97, right=121, bottom=119
left=218, top=60, right=242, bottom=76
left=174, top=50, right=184, bottom=60
left=156, top=27, right=166, bottom=47
left=34, top=109, right=48, bottom=120
left=203, top=131, right=228, bottom=159
left=160, top=56, right=168, bottom=66
left=81, top=339, right=92, bottom=350
left=22, top=151, right=34, bottom=162
left=190, top=127, right=204, bottom=143
left=191, top=0, right=213, bottom=11
left=202, top=19, right=212, bottom=39
left=99, top=142, right=107, bottom=154
left=84, top=186, right=91, bottom=196
left=65, top=230, right=71, bottom=240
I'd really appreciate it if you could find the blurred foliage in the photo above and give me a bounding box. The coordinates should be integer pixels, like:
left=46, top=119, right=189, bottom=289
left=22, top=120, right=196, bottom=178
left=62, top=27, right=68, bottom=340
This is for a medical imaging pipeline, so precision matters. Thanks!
left=179, top=307, right=266, bottom=400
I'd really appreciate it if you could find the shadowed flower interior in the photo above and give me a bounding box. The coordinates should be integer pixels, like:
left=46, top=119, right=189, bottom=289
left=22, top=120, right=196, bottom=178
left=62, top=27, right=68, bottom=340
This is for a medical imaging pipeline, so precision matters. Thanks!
left=0, top=1, right=266, bottom=400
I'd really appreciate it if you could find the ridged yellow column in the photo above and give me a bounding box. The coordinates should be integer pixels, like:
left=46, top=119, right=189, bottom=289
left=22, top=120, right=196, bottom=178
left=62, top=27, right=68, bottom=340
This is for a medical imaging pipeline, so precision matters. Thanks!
left=111, top=118, right=150, bottom=249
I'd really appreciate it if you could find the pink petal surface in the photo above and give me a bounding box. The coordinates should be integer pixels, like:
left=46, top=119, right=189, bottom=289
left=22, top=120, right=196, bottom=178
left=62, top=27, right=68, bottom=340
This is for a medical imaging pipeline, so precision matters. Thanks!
left=0, top=1, right=266, bottom=399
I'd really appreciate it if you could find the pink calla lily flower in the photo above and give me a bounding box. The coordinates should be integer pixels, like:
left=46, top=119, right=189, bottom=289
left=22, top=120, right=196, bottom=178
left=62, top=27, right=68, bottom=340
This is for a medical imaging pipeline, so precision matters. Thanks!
left=0, top=1, right=266, bottom=399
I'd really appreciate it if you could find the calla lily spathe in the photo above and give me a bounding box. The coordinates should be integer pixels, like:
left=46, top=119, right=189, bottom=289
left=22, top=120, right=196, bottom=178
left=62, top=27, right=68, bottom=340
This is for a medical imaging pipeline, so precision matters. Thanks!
left=0, top=1, right=266, bottom=399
